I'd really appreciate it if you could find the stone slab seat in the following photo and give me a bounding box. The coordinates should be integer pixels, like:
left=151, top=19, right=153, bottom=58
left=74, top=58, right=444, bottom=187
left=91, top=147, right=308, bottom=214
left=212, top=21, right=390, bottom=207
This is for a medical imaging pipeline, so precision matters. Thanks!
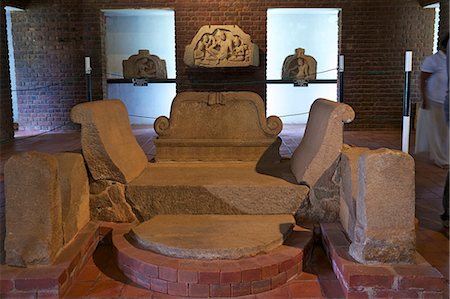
left=126, top=162, right=309, bottom=221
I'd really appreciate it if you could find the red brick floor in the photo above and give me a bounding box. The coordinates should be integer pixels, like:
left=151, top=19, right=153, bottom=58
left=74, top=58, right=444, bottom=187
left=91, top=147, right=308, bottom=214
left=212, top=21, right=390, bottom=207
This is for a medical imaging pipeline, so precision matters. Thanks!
left=0, top=125, right=448, bottom=298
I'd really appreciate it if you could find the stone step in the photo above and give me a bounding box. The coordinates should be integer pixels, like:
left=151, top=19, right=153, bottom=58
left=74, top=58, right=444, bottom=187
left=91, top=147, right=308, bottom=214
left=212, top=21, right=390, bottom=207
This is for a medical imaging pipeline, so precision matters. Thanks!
left=112, top=224, right=314, bottom=297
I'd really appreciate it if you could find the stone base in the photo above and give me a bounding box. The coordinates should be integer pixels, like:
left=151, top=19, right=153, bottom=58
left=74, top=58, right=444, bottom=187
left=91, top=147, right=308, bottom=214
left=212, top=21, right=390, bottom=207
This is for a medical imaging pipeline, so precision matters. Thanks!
left=321, top=223, right=444, bottom=298
left=0, top=222, right=100, bottom=298
left=130, top=214, right=295, bottom=259
left=114, top=224, right=314, bottom=297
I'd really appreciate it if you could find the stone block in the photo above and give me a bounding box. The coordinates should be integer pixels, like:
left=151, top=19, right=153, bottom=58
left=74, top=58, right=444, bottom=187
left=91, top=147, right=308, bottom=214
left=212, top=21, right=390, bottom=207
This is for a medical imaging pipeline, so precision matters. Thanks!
left=4, top=152, right=63, bottom=267
left=89, top=180, right=137, bottom=223
left=55, top=153, right=90, bottom=244
left=184, top=25, right=259, bottom=67
left=339, top=146, right=369, bottom=241
left=70, top=100, right=148, bottom=184
left=125, top=162, right=308, bottom=221
left=349, top=148, right=416, bottom=264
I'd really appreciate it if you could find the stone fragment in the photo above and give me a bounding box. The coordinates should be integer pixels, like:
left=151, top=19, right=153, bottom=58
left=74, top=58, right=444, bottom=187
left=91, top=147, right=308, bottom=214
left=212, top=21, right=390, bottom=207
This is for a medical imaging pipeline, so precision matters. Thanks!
left=55, top=153, right=90, bottom=244
left=70, top=100, right=148, bottom=184
left=349, top=148, right=416, bottom=264
left=4, top=152, right=63, bottom=267
left=154, top=91, right=282, bottom=162
left=184, top=25, right=259, bottom=67
left=122, top=49, right=167, bottom=79
left=290, top=99, right=354, bottom=223
left=282, top=48, right=317, bottom=80
left=339, top=146, right=369, bottom=241
left=130, top=214, right=295, bottom=259
left=89, top=180, right=137, bottom=223
left=126, top=162, right=308, bottom=221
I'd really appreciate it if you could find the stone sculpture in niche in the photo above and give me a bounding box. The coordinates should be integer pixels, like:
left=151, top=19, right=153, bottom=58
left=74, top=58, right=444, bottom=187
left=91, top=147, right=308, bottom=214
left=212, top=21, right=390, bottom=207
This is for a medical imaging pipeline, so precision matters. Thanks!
left=282, top=48, right=317, bottom=80
left=184, top=25, right=259, bottom=67
left=122, top=49, right=167, bottom=79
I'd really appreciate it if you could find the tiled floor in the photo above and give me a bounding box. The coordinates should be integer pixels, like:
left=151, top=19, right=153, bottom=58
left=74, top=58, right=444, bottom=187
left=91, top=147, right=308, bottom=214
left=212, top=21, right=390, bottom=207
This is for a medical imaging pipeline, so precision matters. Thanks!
left=0, top=125, right=448, bottom=298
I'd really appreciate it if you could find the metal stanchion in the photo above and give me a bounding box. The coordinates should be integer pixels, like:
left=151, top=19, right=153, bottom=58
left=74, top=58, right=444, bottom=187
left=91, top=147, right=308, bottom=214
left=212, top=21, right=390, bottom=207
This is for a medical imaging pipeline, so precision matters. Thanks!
left=402, top=51, right=413, bottom=153
left=85, top=57, right=92, bottom=101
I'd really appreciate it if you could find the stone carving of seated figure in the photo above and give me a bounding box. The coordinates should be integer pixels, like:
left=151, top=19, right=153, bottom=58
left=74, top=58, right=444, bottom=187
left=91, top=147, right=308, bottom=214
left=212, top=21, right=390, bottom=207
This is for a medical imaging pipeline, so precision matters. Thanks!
left=185, top=25, right=259, bottom=67
left=282, top=48, right=317, bottom=80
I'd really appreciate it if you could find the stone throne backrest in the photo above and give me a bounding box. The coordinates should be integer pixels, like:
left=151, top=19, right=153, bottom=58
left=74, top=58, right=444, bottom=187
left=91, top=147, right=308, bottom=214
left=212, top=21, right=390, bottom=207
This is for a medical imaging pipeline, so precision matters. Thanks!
left=71, top=100, right=148, bottom=184
left=153, top=91, right=283, bottom=161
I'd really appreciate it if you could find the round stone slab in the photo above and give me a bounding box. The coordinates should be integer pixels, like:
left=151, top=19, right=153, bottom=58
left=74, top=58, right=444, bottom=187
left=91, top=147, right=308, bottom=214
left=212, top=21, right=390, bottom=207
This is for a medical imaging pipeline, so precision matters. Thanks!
left=130, top=214, right=295, bottom=259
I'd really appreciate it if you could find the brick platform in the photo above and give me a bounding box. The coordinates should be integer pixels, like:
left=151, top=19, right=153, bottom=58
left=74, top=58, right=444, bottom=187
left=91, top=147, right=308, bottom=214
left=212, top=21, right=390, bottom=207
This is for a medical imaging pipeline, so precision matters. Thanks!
left=113, top=224, right=314, bottom=297
left=321, top=223, right=445, bottom=299
left=0, top=222, right=100, bottom=298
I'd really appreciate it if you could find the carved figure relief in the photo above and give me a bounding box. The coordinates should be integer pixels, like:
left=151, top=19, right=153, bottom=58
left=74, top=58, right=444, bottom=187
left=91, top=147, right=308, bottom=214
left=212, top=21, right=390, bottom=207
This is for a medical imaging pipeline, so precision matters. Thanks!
left=282, top=48, right=317, bottom=80
left=184, top=25, right=259, bottom=67
left=123, top=49, right=167, bottom=79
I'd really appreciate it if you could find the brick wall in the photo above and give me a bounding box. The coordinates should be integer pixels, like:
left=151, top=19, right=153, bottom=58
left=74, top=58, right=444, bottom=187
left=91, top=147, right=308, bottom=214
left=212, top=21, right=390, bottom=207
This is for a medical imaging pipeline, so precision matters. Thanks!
left=0, top=4, right=14, bottom=142
left=6, top=0, right=443, bottom=131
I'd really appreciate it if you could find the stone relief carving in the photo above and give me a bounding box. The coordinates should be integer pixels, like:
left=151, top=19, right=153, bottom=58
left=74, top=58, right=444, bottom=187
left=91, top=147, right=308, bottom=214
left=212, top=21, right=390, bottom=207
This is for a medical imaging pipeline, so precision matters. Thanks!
left=184, top=25, right=259, bottom=67
left=282, top=48, right=317, bottom=80
left=122, top=49, right=167, bottom=79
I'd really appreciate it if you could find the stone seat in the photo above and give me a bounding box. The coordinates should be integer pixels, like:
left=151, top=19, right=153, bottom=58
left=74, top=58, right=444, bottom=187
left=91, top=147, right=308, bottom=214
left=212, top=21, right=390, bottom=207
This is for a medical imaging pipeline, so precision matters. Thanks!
left=126, top=162, right=309, bottom=221
left=71, top=93, right=355, bottom=224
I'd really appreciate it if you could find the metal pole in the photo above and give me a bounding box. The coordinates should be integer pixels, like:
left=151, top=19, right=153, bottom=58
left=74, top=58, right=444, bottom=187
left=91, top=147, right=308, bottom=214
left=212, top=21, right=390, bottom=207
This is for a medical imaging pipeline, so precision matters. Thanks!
left=402, top=51, right=412, bottom=153
left=339, top=55, right=344, bottom=103
left=85, top=57, right=92, bottom=101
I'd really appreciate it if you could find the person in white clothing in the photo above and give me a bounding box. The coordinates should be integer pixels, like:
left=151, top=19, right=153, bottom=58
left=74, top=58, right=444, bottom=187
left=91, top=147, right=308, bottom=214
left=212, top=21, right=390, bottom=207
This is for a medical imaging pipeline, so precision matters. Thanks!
left=415, top=35, right=449, bottom=168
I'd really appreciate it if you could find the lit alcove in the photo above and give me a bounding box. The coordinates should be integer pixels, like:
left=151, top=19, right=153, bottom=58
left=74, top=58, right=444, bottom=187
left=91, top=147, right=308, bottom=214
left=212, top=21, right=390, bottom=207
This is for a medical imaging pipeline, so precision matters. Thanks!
left=267, top=8, right=340, bottom=124
left=104, top=9, right=176, bottom=125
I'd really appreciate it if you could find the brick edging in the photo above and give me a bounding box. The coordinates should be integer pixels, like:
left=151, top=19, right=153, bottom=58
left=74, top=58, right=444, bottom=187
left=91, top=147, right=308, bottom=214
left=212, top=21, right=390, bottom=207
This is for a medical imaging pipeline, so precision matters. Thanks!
left=320, top=223, right=445, bottom=298
left=113, top=224, right=313, bottom=297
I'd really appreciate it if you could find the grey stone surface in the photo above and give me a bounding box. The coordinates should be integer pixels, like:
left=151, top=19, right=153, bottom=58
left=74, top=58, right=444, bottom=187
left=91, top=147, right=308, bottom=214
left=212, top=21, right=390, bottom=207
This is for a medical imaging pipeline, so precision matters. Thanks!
left=70, top=100, right=148, bottom=184
left=4, top=152, right=63, bottom=267
left=184, top=25, right=259, bottom=67
left=123, top=49, right=167, bottom=79
left=349, top=148, right=416, bottom=264
left=154, top=91, right=283, bottom=162
left=55, top=153, right=90, bottom=244
left=339, top=146, right=369, bottom=241
left=90, top=180, right=137, bottom=223
left=125, top=162, right=309, bottom=221
left=131, top=214, right=295, bottom=259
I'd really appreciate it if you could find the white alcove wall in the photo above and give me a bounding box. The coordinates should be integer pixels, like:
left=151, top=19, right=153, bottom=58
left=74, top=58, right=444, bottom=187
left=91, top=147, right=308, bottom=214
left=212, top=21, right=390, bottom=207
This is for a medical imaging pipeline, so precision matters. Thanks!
left=104, top=9, right=176, bottom=124
left=267, top=8, right=340, bottom=124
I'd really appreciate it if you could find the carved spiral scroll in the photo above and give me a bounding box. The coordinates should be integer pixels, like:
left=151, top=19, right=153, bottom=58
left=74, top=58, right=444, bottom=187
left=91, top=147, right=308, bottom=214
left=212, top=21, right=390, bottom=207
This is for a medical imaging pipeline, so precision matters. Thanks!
left=154, top=116, right=171, bottom=136
left=263, top=115, right=283, bottom=136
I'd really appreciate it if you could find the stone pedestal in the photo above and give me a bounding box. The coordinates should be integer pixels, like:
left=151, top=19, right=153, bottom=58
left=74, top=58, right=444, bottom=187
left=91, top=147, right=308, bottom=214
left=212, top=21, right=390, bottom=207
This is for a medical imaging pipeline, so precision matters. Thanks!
left=349, top=148, right=416, bottom=264
left=55, top=153, right=90, bottom=243
left=4, top=152, right=63, bottom=267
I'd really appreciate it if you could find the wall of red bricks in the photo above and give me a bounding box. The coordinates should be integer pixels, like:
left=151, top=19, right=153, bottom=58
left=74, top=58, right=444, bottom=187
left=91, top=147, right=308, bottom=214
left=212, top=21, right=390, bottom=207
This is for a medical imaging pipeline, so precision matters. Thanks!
left=1, top=0, right=446, bottom=136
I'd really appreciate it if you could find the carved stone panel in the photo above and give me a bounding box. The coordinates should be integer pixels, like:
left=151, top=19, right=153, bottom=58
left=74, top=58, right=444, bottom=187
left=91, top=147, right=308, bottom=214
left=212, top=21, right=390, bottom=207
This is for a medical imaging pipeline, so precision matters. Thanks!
left=282, top=48, right=317, bottom=80
left=184, top=25, right=259, bottom=67
left=122, top=49, right=167, bottom=79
